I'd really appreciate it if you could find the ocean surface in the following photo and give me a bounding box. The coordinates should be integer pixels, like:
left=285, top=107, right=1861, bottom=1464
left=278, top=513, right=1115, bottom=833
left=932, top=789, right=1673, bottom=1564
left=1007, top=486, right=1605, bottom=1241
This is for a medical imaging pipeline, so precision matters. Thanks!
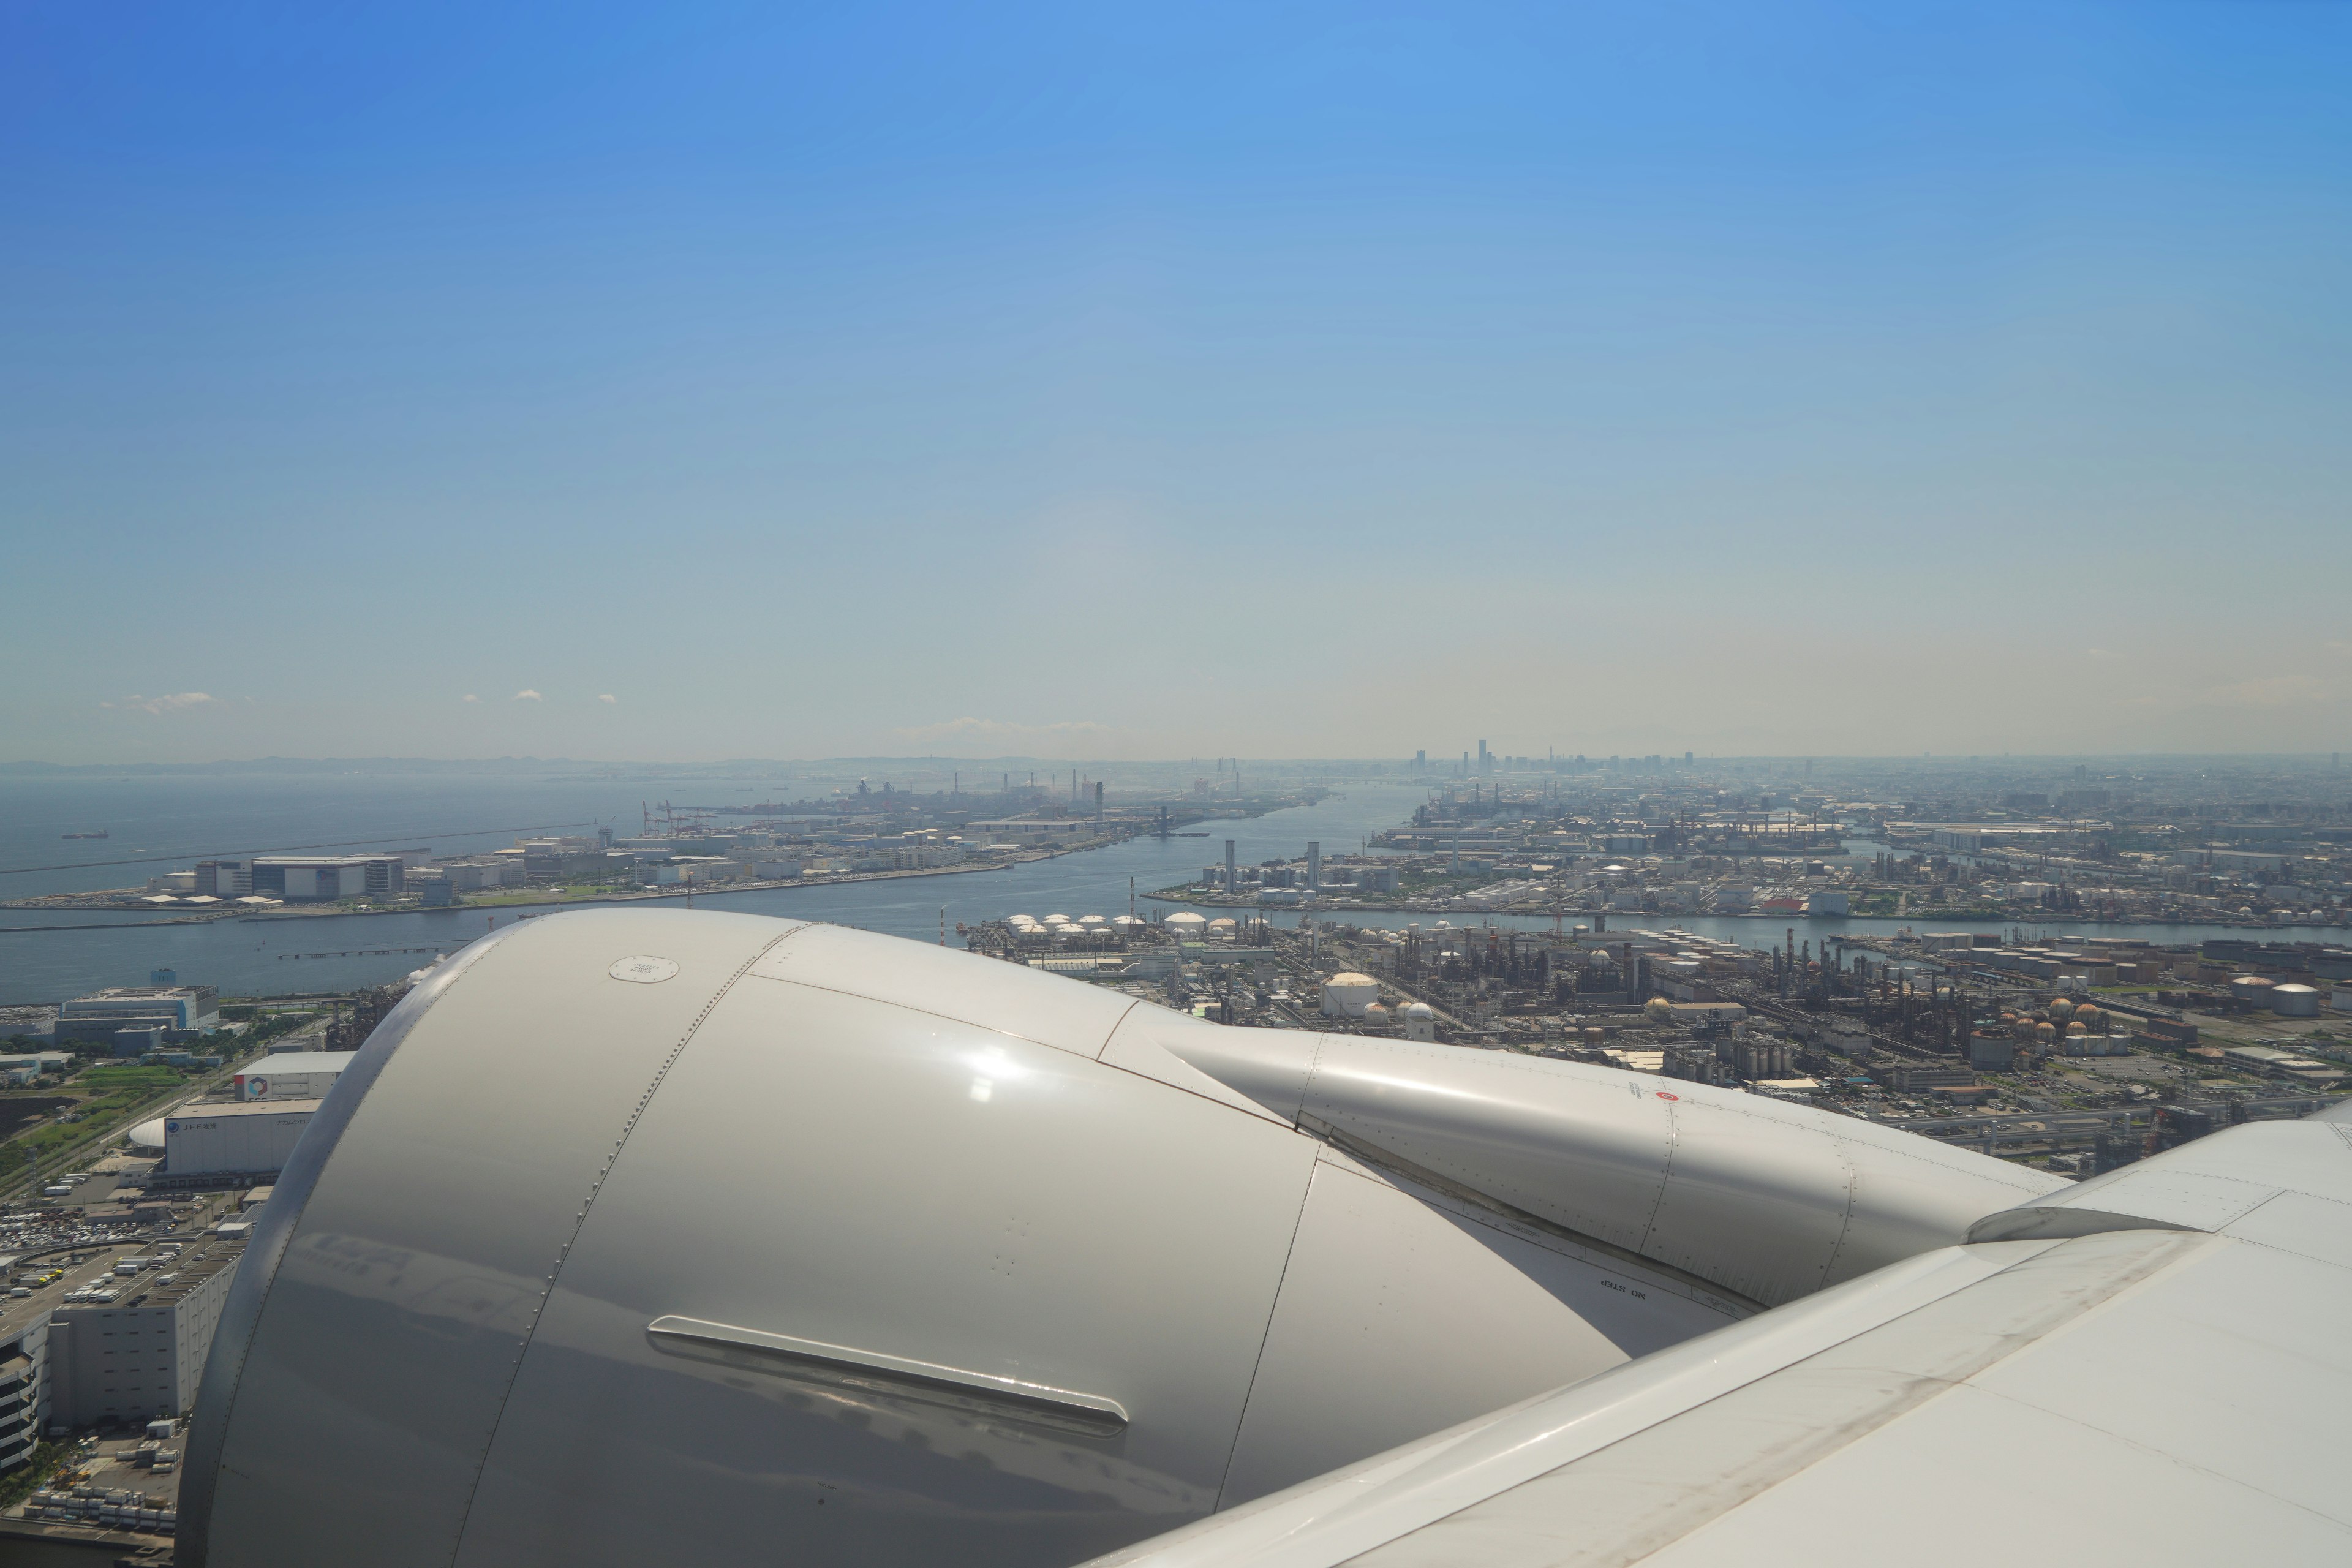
left=0, top=773, right=2324, bottom=1004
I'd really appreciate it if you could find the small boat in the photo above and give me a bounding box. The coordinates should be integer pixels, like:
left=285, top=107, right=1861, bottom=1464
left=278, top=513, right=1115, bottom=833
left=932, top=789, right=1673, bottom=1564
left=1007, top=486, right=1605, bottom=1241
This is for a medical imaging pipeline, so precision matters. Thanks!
left=62, top=830, right=109, bottom=840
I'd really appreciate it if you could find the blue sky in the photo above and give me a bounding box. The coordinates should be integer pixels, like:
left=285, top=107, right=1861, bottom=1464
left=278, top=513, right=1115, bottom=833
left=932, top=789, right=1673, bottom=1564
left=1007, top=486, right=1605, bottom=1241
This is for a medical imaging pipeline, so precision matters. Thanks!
left=4, top=1, right=2348, bottom=761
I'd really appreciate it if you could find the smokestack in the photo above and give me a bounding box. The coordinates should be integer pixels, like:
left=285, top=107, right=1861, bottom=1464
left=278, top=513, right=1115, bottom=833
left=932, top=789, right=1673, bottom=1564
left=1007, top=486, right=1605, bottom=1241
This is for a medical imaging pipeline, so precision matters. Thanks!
left=1225, top=839, right=1237, bottom=897
left=1307, top=841, right=1321, bottom=892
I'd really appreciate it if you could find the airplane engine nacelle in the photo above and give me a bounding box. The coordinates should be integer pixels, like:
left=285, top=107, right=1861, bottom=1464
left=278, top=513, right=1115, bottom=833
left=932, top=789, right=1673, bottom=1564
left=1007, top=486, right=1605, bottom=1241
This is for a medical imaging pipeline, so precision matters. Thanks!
left=179, top=910, right=2055, bottom=1568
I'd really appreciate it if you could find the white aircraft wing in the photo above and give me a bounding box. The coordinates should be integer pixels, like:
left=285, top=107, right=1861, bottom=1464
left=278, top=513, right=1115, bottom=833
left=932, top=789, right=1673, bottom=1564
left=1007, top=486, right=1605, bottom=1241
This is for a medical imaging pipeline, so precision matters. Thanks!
left=1089, top=1110, right=2352, bottom=1567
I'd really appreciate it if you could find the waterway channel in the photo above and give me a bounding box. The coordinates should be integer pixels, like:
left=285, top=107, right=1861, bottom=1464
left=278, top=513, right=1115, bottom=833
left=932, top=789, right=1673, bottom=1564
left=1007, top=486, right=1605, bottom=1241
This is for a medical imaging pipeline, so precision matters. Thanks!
left=3, top=777, right=2335, bottom=1005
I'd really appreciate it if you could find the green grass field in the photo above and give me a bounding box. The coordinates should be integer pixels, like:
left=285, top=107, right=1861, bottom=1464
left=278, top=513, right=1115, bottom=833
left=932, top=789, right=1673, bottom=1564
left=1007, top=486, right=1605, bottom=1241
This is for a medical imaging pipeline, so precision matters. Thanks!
left=75, top=1065, right=187, bottom=1091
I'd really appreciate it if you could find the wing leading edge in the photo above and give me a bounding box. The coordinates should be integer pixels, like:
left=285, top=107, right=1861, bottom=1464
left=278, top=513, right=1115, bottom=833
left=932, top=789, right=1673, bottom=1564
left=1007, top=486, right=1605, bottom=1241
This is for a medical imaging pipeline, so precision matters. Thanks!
left=1089, top=1115, right=2352, bottom=1567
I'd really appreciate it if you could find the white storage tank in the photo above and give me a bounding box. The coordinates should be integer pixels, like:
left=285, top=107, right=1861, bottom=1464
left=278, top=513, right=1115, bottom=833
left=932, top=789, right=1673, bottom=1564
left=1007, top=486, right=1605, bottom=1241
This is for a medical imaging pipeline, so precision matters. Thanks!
left=1320, top=973, right=1381, bottom=1017
left=1165, top=913, right=1208, bottom=939
left=2272, top=983, right=2321, bottom=1018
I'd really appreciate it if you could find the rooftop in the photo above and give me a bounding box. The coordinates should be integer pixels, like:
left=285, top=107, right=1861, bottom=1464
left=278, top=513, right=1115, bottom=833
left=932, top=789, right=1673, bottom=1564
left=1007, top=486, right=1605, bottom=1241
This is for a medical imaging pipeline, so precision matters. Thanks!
left=167, top=1098, right=323, bottom=1121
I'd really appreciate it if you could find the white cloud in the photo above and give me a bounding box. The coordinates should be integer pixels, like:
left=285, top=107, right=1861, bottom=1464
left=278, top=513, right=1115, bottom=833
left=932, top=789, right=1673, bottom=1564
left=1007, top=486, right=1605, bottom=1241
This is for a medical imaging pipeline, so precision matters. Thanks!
left=597, top=693, right=618, bottom=704
left=514, top=688, right=544, bottom=701
left=462, top=693, right=481, bottom=704
left=110, top=692, right=217, bottom=716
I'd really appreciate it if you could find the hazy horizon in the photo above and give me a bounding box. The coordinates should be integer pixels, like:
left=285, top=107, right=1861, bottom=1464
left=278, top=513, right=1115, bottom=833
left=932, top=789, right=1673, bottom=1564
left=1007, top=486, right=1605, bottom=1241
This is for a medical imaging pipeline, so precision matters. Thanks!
left=1, top=750, right=2343, bottom=776
left=7, top=2, right=2349, bottom=764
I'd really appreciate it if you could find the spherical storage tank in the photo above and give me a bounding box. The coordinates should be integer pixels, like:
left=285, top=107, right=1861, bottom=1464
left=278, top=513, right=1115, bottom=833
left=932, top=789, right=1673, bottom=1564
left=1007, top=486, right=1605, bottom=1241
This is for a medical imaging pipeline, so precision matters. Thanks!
left=2272, top=984, right=2322, bottom=1018
left=178, top=908, right=2064, bottom=1568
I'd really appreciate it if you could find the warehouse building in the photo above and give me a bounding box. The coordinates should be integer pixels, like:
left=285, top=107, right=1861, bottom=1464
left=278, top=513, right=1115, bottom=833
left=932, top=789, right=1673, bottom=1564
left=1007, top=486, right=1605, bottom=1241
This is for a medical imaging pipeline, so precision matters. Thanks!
left=55, top=985, right=221, bottom=1047
left=196, top=854, right=418, bottom=900
left=232, top=1052, right=355, bottom=1101
left=46, top=1231, right=247, bottom=1427
left=154, top=1100, right=320, bottom=1188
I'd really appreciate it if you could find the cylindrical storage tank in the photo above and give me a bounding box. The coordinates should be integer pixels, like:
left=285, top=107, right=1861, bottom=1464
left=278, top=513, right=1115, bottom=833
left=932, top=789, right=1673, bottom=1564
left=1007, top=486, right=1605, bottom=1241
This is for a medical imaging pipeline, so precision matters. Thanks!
left=1206, top=918, right=1237, bottom=941
left=1319, top=973, right=1381, bottom=1017
left=1079, top=915, right=1108, bottom=929
left=1165, top=913, right=1207, bottom=939
left=2231, top=976, right=2276, bottom=1009
left=2273, top=984, right=2322, bottom=1018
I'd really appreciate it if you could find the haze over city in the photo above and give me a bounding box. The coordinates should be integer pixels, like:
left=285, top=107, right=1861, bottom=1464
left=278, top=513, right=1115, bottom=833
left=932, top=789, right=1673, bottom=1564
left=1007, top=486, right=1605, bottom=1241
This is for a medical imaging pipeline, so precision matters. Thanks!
left=6, top=1, right=2350, bottom=764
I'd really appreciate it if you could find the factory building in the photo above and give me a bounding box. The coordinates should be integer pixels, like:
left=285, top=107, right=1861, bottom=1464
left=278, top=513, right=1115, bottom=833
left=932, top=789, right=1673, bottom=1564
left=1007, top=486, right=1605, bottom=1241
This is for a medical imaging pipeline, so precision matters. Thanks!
left=232, top=1051, right=356, bottom=1101
left=156, top=1100, right=320, bottom=1188
left=197, top=854, right=415, bottom=900
left=55, top=986, right=220, bottom=1047
left=45, top=1232, right=247, bottom=1428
